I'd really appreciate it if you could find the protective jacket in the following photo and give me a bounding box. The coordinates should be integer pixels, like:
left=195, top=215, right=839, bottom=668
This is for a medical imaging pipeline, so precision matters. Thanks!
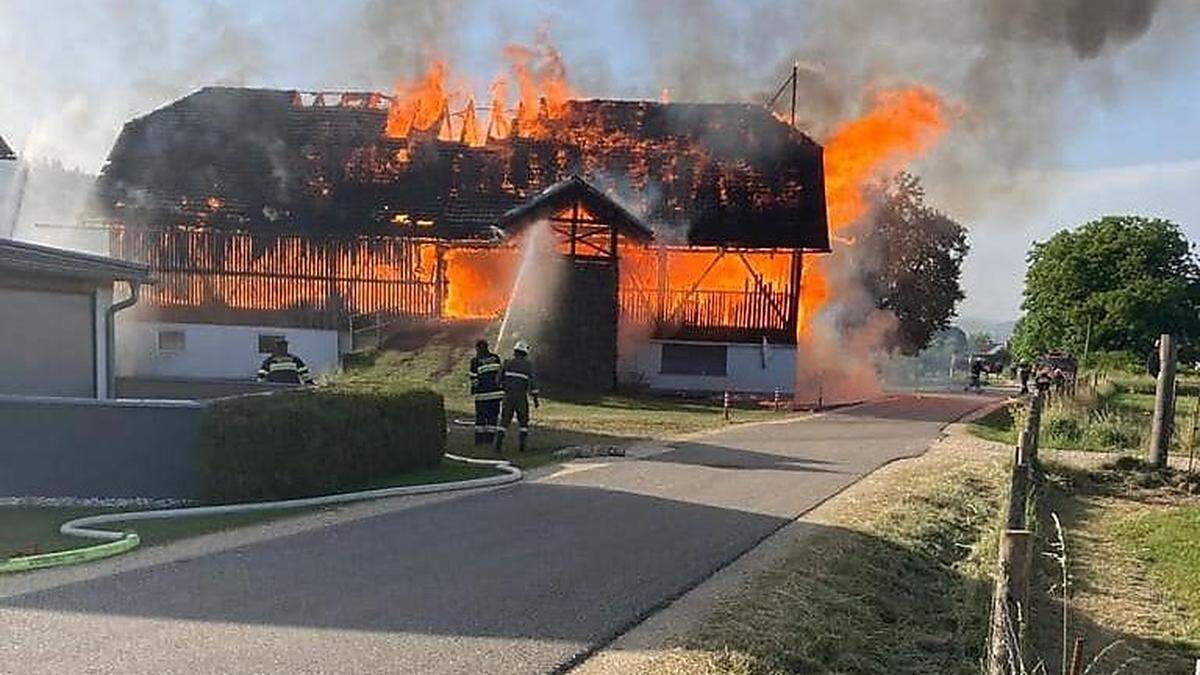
left=501, top=355, right=539, bottom=399
left=257, top=354, right=312, bottom=384
left=469, top=352, right=504, bottom=401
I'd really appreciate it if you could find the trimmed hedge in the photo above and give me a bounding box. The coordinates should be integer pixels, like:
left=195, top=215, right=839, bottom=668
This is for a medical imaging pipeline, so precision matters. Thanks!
left=197, top=389, right=446, bottom=503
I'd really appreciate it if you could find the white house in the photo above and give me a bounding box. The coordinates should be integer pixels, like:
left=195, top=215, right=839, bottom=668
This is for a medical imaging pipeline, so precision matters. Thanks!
left=619, top=338, right=797, bottom=395
left=115, top=319, right=342, bottom=384
left=0, top=237, right=150, bottom=398
left=0, top=133, right=17, bottom=236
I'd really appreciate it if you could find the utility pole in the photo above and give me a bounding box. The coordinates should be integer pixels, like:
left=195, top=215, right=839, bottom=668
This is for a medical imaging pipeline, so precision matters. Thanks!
left=790, top=62, right=798, bottom=128
left=1081, top=314, right=1092, bottom=369
left=1149, top=334, right=1177, bottom=468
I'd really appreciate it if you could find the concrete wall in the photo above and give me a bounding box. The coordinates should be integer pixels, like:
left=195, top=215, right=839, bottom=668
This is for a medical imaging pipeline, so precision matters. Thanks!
left=620, top=339, right=797, bottom=394
left=0, top=285, right=98, bottom=397
left=0, top=395, right=203, bottom=499
left=116, top=320, right=341, bottom=381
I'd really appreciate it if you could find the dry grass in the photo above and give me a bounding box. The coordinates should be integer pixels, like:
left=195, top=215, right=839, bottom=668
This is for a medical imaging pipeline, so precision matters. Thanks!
left=637, top=432, right=1010, bottom=675
left=1029, top=455, right=1200, bottom=673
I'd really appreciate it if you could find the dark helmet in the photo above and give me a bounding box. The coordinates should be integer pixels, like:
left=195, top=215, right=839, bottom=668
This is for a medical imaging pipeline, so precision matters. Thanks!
left=475, top=339, right=489, bottom=352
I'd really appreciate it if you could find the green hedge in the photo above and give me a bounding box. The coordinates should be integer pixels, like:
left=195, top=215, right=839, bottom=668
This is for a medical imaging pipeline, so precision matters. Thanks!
left=197, top=389, right=446, bottom=503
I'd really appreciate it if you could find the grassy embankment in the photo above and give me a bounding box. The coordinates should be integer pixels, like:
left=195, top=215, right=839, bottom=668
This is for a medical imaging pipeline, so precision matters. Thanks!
left=638, top=437, right=1009, bottom=675
left=334, top=337, right=784, bottom=469
left=1028, top=456, right=1200, bottom=671
left=969, top=371, right=1200, bottom=455
left=965, top=371, right=1200, bottom=670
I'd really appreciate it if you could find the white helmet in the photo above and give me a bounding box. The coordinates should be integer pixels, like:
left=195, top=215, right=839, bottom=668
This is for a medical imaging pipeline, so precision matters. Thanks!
left=513, top=340, right=530, bottom=354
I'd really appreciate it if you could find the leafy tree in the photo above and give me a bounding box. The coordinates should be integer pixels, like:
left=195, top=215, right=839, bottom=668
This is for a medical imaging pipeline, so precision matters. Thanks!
left=858, top=173, right=969, bottom=354
left=1011, top=216, right=1200, bottom=363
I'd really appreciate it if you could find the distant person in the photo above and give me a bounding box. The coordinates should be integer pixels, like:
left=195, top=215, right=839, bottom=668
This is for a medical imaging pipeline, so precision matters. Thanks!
left=468, top=339, right=504, bottom=446
left=967, top=358, right=983, bottom=392
left=257, top=339, right=313, bottom=385
left=1052, top=367, right=1066, bottom=395
left=1017, top=361, right=1032, bottom=395
left=494, top=341, right=539, bottom=454
left=1035, top=367, right=1053, bottom=395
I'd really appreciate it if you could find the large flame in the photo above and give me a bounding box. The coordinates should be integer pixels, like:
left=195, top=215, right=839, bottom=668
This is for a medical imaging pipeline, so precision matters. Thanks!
left=386, top=61, right=450, bottom=139
left=385, top=30, right=575, bottom=147
left=800, top=86, right=951, bottom=333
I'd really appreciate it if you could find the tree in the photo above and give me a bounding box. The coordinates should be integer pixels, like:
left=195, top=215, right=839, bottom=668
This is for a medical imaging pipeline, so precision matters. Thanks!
left=1011, top=216, right=1200, bottom=363
left=857, top=173, right=969, bottom=354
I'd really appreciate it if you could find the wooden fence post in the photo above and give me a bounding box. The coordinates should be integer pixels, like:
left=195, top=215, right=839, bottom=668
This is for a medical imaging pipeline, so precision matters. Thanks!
left=988, top=529, right=1033, bottom=675
left=1150, top=333, right=1178, bottom=468
left=1068, top=636, right=1085, bottom=675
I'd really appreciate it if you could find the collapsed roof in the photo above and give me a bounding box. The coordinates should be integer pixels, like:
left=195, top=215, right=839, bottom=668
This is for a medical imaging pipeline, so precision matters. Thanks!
left=96, top=87, right=830, bottom=250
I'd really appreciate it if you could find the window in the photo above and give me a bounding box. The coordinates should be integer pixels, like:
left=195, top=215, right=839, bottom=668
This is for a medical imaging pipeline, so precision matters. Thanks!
left=660, top=343, right=727, bottom=376
left=157, top=329, right=185, bottom=352
left=258, top=334, right=286, bottom=354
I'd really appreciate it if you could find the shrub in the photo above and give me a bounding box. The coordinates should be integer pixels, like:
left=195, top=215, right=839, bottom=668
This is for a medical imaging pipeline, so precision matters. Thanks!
left=1082, top=410, right=1143, bottom=451
left=197, top=389, right=446, bottom=503
left=1043, top=409, right=1083, bottom=445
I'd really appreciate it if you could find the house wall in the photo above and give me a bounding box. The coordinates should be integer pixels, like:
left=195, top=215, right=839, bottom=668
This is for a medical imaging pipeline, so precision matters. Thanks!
left=0, top=283, right=99, bottom=397
left=0, top=159, right=16, bottom=229
left=115, top=320, right=342, bottom=381
left=619, top=339, right=797, bottom=394
left=0, top=395, right=203, bottom=499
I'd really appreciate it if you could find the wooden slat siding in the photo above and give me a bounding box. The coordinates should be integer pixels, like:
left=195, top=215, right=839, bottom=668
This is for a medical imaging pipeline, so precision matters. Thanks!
left=115, top=228, right=799, bottom=339
left=117, top=228, right=439, bottom=323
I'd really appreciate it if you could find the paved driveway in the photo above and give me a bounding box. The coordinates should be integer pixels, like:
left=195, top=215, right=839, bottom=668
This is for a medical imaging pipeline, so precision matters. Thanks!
left=0, top=393, right=991, bottom=674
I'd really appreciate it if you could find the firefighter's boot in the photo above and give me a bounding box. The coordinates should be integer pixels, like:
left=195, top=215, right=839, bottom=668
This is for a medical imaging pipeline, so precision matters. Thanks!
left=493, top=430, right=505, bottom=454
left=518, top=429, right=528, bottom=453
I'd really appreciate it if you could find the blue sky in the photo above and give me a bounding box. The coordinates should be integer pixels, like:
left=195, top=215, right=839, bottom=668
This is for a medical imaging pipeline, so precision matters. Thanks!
left=2, top=0, right=1197, bottom=322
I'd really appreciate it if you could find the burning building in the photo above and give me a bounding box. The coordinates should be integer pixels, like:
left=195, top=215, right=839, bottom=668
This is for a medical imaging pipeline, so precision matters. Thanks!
left=94, top=86, right=830, bottom=393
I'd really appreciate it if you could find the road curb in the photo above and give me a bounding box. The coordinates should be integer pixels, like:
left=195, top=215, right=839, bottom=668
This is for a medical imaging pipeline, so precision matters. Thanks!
left=1, top=454, right=519, bottom=576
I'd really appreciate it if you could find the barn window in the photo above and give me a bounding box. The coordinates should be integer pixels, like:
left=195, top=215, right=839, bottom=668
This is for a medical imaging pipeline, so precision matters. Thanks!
left=258, top=334, right=286, bottom=354
left=660, top=343, right=727, bottom=376
left=157, top=329, right=185, bottom=352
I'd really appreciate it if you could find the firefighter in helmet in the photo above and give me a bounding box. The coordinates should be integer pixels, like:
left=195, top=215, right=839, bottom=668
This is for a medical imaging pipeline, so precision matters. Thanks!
left=469, top=339, right=504, bottom=445
left=494, top=340, right=539, bottom=453
left=257, top=339, right=314, bottom=385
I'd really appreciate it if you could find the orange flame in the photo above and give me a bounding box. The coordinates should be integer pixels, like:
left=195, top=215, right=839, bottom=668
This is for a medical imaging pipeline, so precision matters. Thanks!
left=486, top=77, right=512, bottom=140
left=386, top=61, right=450, bottom=138
left=823, top=86, right=949, bottom=232
left=801, top=85, right=952, bottom=333
left=385, top=30, right=575, bottom=145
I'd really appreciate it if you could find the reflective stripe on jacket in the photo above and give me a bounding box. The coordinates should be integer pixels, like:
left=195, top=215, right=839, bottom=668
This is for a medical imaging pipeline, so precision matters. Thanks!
left=501, top=356, right=538, bottom=397
left=470, top=353, right=504, bottom=399
left=258, top=354, right=311, bottom=384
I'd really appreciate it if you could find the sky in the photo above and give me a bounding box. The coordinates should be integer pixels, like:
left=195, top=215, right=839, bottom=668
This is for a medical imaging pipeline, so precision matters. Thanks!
left=1, top=0, right=1197, bottom=324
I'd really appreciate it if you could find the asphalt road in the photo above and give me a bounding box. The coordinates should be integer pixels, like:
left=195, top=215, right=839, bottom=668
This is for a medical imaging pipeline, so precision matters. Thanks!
left=0, top=393, right=990, bottom=675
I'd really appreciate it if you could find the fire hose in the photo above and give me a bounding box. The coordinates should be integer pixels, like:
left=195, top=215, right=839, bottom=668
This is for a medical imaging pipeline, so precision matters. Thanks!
left=0, top=453, right=521, bottom=575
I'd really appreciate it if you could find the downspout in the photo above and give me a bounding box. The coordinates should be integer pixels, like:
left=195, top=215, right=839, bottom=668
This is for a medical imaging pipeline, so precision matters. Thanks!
left=104, top=280, right=141, bottom=399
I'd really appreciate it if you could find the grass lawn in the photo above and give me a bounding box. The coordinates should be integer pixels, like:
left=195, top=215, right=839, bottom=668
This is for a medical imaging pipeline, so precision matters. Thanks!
left=966, top=372, right=1200, bottom=456
left=1, top=459, right=499, bottom=561
left=336, top=335, right=788, bottom=469
left=1116, top=505, right=1200, bottom=631
left=1029, top=456, right=1200, bottom=672
left=968, top=402, right=1019, bottom=445
left=640, top=436, right=1007, bottom=675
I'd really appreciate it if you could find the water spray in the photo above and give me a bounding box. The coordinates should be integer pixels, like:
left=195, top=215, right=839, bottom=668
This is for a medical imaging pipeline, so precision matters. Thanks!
left=496, top=222, right=553, bottom=351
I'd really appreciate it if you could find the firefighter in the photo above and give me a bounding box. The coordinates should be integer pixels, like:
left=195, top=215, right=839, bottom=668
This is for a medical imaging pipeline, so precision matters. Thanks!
left=256, top=339, right=313, bottom=385
left=1017, top=361, right=1033, bottom=395
left=494, top=340, right=539, bottom=453
left=966, top=357, right=983, bottom=392
left=469, top=339, right=504, bottom=445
